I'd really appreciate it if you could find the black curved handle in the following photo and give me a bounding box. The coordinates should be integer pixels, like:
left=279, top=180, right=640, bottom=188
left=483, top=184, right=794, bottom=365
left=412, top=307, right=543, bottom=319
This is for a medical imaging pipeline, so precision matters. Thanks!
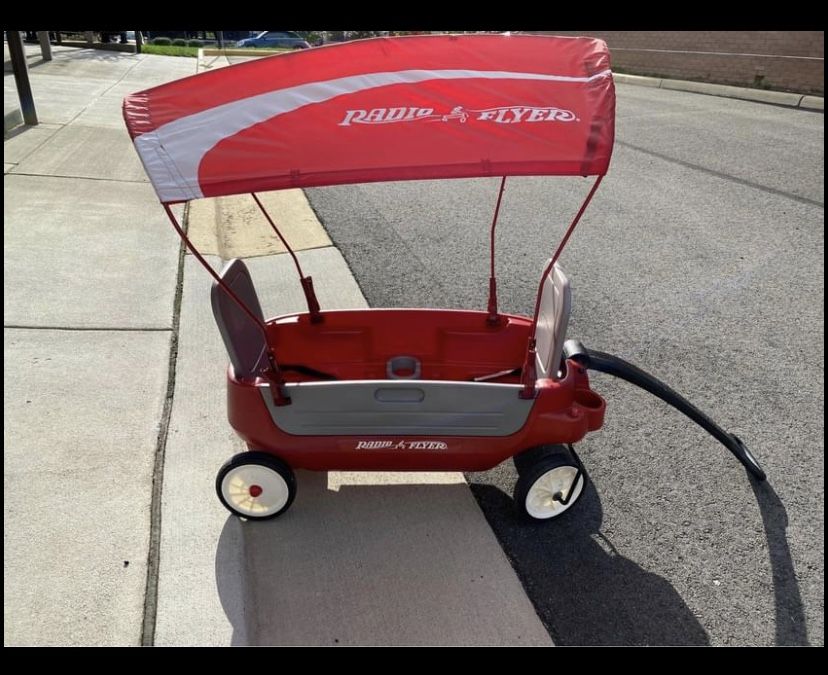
left=564, top=339, right=767, bottom=481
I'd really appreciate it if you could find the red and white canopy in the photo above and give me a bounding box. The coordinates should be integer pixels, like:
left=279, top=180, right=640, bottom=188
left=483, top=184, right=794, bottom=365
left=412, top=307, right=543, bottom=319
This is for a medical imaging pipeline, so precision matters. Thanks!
left=124, top=34, right=615, bottom=203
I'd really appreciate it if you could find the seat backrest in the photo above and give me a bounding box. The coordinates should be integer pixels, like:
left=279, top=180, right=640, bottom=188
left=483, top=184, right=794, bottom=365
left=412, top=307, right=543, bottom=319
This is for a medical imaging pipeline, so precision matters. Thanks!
left=534, top=262, right=571, bottom=381
left=211, top=259, right=268, bottom=378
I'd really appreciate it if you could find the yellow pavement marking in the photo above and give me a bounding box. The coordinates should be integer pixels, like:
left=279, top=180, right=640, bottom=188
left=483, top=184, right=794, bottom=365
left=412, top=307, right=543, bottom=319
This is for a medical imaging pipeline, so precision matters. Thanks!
left=186, top=189, right=332, bottom=259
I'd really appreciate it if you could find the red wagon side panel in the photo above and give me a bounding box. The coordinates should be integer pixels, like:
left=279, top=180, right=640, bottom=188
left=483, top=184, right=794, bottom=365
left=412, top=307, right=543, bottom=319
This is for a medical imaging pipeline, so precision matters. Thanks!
left=227, top=358, right=605, bottom=472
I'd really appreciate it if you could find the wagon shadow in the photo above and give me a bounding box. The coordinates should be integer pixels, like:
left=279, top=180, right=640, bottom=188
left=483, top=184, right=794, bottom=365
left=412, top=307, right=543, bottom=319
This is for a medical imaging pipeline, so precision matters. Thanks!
left=214, top=471, right=805, bottom=646
left=469, top=482, right=710, bottom=646
left=215, top=472, right=553, bottom=646
left=471, top=472, right=808, bottom=646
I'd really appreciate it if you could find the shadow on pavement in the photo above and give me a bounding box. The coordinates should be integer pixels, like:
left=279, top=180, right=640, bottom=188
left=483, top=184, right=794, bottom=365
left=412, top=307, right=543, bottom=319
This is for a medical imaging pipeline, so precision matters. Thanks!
left=4, top=46, right=135, bottom=72
left=215, top=472, right=551, bottom=646
left=469, top=482, right=710, bottom=645
left=750, top=479, right=809, bottom=645
left=213, top=471, right=806, bottom=646
left=4, top=124, right=41, bottom=141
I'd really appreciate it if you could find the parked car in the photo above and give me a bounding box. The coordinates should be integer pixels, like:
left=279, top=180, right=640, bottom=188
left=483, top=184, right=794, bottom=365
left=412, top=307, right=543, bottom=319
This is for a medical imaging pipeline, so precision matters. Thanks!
left=99, top=31, right=128, bottom=44
left=235, top=31, right=310, bottom=49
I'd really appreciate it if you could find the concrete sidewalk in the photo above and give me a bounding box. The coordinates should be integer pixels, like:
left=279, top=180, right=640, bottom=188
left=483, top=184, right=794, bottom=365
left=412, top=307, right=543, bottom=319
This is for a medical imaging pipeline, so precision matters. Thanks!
left=4, top=46, right=188, bottom=646
left=4, top=45, right=551, bottom=646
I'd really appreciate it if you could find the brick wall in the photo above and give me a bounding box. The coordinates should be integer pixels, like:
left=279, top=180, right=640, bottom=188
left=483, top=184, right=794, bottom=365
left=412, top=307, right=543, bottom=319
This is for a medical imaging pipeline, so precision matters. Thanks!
left=535, top=31, right=824, bottom=94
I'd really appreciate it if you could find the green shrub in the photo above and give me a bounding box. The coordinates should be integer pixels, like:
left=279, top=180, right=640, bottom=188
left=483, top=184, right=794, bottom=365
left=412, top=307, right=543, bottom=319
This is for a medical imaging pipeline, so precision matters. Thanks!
left=142, top=44, right=199, bottom=57
left=172, top=38, right=188, bottom=47
left=151, top=37, right=172, bottom=46
left=187, top=39, right=204, bottom=47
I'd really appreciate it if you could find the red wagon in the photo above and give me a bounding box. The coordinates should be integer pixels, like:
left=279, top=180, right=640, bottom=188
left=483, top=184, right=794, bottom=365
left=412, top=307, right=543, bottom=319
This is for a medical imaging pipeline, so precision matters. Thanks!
left=124, top=34, right=765, bottom=522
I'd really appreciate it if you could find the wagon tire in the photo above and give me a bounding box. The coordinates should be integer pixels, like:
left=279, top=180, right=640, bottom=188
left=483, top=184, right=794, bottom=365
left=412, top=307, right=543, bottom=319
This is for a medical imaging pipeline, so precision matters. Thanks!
left=513, top=444, right=569, bottom=476
left=216, top=451, right=296, bottom=520
left=514, top=449, right=586, bottom=521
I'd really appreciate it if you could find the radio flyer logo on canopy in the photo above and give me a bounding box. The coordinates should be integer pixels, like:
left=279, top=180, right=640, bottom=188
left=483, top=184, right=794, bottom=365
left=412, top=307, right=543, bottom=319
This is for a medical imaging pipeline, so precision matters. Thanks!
left=339, top=105, right=578, bottom=127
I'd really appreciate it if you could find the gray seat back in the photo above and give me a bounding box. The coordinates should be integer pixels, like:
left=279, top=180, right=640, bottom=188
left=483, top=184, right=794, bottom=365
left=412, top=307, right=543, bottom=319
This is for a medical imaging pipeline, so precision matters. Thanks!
left=534, top=262, right=571, bottom=381
left=211, top=259, right=268, bottom=378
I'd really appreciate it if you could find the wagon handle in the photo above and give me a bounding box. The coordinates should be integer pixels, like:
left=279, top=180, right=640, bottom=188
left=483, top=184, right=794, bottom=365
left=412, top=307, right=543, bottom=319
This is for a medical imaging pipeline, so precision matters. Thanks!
left=563, top=339, right=767, bottom=481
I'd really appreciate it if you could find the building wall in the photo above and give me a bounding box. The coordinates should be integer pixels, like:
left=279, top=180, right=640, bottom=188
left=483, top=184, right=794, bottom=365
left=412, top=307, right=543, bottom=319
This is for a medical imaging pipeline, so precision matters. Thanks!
left=537, top=31, right=824, bottom=94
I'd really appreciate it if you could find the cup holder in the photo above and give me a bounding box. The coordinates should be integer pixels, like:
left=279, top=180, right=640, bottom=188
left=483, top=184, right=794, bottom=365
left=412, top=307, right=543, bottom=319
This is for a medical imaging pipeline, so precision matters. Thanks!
left=387, top=356, right=421, bottom=380
left=574, top=389, right=603, bottom=409
left=574, top=388, right=605, bottom=430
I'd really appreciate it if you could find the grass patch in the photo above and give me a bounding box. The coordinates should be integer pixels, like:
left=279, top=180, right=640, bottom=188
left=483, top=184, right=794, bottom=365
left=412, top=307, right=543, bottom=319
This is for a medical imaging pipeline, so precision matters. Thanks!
left=142, top=44, right=199, bottom=58
left=142, top=44, right=296, bottom=60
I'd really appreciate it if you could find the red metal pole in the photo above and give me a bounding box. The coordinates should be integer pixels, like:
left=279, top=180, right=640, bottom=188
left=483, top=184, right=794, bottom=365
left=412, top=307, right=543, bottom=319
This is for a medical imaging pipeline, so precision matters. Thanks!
left=519, top=175, right=604, bottom=398
left=251, top=192, right=323, bottom=323
left=164, top=204, right=267, bottom=331
left=162, top=204, right=291, bottom=405
left=486, top=176, right=507, bottom=325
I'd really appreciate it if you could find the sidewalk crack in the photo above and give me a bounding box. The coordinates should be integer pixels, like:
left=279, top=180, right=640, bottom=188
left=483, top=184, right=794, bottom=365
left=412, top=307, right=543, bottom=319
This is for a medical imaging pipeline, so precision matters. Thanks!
left=140, top=202, right=188, bottom=646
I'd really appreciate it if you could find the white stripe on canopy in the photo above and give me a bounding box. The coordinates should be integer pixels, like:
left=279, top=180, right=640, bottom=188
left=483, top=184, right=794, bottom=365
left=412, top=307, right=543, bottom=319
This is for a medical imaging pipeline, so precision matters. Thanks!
left=134, top=68, right=612, bottom=202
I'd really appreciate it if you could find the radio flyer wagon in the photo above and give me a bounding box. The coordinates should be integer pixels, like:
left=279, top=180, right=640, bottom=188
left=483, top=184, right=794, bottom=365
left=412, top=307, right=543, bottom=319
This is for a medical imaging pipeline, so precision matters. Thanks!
left=124, top=34, right=766, bottom=522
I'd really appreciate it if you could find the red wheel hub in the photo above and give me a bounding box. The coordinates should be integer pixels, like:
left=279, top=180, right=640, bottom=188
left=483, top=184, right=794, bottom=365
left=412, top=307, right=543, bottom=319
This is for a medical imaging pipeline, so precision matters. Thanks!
left=249, top=484, right=263, bottom=498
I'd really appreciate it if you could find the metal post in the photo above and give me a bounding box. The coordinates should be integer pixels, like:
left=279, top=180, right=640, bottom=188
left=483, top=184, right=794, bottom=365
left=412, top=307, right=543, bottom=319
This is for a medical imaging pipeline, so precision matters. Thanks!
left=6, top=31, right=38, bottom=126
left=84, top=31, right=95, bottom=45
left=135, top=30, right=143, bottom=54
left=36, top=31, right=52, bottom=61
left=217, top=31, right=224, bottom=49
left=486, top=176, right=507, bottom=325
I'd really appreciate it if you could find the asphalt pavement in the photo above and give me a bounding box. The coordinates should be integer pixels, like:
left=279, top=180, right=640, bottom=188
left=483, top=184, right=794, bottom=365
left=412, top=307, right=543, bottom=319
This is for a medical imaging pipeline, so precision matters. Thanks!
left=305, top=86, right=824, bottom=646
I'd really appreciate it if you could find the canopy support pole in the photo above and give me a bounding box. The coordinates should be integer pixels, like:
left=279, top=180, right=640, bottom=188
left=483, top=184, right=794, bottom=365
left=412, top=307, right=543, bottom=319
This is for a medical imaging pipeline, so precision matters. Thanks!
left=519, top=175, right=604, bottom=399
left=486, top=177, right=507, bottom=326
left=251, top=193, right=323, bottom=324
left=162, top=204, right=291, bottom=406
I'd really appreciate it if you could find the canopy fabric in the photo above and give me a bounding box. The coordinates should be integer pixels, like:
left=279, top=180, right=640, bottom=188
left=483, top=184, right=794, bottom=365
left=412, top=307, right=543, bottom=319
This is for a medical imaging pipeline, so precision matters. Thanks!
left=124, top=34, right=616, bottom=203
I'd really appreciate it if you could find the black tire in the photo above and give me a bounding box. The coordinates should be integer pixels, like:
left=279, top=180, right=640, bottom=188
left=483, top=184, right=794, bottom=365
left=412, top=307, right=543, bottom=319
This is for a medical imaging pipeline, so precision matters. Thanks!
left=216, top=451, right=296, bottom=520
left=513, top=443, right=569, bottom=476
left=513, top=447, right=586, bottom=521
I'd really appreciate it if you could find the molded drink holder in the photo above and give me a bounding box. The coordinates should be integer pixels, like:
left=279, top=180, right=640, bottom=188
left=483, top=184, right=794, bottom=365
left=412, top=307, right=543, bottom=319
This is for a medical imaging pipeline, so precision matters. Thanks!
left=574, top=388, right=605, bottom=430
left=387, top=356, right=421, bottom=380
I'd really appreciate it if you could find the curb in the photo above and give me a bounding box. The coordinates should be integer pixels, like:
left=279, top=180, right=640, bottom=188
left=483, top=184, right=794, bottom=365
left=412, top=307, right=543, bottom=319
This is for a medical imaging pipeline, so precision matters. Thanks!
left=613, top=72, right=823, bottom=111
left=800, top=96, right=824, bottom=111
left=4, top=108, right=23, bottom=135
left=196, top=48, right=233, bottom=74
left=202, top=47, right=288, bottom=58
